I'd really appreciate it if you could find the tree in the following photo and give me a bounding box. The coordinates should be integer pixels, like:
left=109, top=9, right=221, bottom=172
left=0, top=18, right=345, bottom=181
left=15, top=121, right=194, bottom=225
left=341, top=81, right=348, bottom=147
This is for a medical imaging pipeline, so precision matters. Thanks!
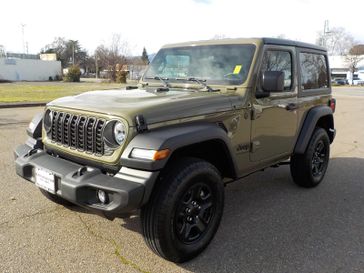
left=41, top=38, right=89, bottom=69
left=41, top=37, right=69, bottom=67
left=141, top=47, right=149, bottom=64
left=316, top=27, right=354, bottom=56
left=346, top=44, right=364, bottom=84
left=83, top=55, right=96, bottom=74
left=95, top=34, right=130, bottom=82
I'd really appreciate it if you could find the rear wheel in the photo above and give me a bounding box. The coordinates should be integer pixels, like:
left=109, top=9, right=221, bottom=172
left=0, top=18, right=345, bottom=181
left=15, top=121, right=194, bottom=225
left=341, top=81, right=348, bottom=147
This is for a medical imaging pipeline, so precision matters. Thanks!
left=290, top=128, right=330, bottom=187
left=140, top=157, right=224, bottom=263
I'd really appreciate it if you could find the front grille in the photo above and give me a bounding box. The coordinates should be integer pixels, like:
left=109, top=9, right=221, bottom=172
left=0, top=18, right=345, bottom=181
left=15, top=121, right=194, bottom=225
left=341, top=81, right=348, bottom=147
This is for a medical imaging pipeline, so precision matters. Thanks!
left=49, top=110, right=106, bottom=155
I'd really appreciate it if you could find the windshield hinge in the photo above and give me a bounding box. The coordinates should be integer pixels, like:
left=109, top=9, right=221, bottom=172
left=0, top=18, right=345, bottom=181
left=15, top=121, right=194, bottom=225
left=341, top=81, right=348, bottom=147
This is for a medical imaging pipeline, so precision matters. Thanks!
left=135, top=115, right=148, bottom=133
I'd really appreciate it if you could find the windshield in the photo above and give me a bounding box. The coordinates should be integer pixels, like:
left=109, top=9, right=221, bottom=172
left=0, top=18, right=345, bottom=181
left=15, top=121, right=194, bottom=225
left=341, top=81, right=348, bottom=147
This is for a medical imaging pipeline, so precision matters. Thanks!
left=143, top=44, right=256, bottom=85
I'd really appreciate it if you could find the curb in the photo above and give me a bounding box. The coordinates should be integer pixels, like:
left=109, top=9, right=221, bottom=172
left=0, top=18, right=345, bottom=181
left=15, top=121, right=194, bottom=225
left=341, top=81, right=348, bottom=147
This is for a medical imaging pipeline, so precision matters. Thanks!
left=0, top=102, right=47, bottom=109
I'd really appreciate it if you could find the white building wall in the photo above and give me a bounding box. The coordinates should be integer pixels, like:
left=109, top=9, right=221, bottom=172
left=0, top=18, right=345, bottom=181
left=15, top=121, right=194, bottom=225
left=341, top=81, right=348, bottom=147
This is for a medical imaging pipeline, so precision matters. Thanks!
left=0, top=58, right=62, bottom=81
left=329, top=56, right=364, bottom=70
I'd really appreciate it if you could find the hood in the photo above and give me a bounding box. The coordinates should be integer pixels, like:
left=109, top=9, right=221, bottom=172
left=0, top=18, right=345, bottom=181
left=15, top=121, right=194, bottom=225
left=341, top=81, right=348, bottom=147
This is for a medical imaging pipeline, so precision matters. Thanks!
left=48, top=88, right=237, bottom=126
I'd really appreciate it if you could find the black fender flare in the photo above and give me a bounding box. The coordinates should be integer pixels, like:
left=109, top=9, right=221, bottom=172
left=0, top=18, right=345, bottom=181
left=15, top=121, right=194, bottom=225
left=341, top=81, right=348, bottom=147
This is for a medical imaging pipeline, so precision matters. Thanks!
left=121, top=122, right=238, bottom=174
left=27, top=112, right=43, bottom=138
left=25, top=112, right=44, bottom=152
left=14, top=112, right=43, bottom=159
left=294, top=106, right=334, bottom=154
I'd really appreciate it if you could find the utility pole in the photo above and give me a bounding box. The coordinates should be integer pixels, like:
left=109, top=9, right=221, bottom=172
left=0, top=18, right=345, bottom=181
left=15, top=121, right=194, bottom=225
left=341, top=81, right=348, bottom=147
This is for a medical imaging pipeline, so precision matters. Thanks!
left=69, top=40, right=78, bottom=65
left=0, top=45, right=5, bottom=58
left=72, top=42, right=75, bottom=65
left=95, top=54, right=99, bottom=79
left=323, top=20, right=330, bottom=48
left=21, top=23, right=26, bottom=55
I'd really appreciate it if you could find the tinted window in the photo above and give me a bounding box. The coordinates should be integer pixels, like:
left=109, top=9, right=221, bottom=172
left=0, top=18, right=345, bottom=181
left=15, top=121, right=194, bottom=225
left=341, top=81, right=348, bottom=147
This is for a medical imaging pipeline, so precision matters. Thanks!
left=144, top=44, right=256, bottom=85
left=260, top=50, right=292, bottom=91
left=299, top=53, right=328, bottom=90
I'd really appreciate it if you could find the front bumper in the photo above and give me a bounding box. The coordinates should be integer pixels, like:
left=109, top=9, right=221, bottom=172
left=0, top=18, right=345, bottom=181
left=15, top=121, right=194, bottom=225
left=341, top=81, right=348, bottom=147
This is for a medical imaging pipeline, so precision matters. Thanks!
left=14, top=144, right=159, bottom=218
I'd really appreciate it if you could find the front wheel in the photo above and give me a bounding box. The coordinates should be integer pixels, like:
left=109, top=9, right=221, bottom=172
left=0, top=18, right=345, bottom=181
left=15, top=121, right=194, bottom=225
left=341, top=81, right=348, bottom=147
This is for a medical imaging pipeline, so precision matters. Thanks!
left=290, top=128, right=330, bottom=187
left=140, top=158, right=224, bottom=263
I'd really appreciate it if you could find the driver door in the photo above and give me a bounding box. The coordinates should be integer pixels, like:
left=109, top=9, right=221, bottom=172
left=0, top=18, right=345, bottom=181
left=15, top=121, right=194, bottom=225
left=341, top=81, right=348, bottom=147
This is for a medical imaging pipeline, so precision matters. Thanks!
left=250, top=46, right=298, bottom=162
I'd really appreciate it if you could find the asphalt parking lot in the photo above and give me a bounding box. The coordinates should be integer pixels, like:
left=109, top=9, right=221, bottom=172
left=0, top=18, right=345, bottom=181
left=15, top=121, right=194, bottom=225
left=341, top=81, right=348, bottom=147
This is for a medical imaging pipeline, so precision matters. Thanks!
left=0, top=87, right=363, bottom=273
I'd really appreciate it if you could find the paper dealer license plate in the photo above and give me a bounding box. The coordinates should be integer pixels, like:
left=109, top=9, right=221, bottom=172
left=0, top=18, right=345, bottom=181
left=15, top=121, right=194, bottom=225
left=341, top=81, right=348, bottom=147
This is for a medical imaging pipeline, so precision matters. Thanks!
left=35, top=167, right=55, bottom=194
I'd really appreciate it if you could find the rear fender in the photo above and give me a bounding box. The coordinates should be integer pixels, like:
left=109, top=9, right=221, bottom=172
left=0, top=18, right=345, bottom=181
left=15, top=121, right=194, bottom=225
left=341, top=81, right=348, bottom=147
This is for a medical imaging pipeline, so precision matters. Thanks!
left=294, top=106, right=334, bottom=154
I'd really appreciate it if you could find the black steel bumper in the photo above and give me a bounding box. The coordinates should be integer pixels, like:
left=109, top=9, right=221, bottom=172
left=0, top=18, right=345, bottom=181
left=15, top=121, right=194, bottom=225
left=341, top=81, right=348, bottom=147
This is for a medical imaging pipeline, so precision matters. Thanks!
left=14, top=144, right=159, bottom=218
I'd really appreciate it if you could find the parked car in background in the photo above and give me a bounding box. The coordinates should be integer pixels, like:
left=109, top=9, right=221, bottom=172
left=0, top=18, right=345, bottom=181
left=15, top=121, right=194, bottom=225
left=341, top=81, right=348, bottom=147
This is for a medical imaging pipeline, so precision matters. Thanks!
left=353, top=78, right=364, bottom=85
left=333, top=78, right=348, bottom=85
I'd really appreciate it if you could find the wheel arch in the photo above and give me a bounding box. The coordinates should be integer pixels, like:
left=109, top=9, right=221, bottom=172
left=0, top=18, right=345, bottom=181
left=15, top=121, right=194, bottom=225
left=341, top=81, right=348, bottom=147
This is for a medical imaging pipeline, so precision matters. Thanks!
left=121, top=122, right=238, bottom=179
left=294, top=106, right=335, bottom=154
left=168, top=138, right=237, bottom=179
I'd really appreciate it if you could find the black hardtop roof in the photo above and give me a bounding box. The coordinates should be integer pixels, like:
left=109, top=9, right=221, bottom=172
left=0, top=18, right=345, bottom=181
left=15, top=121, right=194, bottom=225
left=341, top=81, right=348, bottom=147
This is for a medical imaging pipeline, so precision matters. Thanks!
left=262, top=38, right=327, bottom=52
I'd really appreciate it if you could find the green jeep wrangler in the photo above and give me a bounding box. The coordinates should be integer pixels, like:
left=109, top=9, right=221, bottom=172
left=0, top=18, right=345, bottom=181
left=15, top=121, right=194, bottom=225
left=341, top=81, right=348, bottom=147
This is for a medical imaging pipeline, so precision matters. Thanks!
left=15, top=38, right=336, bottom=262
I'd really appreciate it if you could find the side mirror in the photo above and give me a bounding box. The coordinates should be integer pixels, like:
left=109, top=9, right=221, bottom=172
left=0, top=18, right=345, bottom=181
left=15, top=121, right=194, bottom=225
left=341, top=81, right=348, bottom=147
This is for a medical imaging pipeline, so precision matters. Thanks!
left=262, top=71, right=284, bottom=92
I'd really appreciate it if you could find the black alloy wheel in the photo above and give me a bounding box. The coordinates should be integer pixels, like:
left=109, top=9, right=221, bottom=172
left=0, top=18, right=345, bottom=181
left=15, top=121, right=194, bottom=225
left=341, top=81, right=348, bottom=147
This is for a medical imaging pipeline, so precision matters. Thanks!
left=290, top=127, right=330, bottom=188
left=311, top=139, right=328, bottom=178
left=140, top=157, right=224, bottom=263
left=174, top=183, right=215, bottom=244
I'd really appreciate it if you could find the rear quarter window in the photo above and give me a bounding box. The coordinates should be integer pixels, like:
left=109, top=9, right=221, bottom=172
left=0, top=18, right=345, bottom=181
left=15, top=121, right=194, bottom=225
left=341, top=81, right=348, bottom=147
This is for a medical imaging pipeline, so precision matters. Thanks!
left=299, top=52, right=329, bottom=90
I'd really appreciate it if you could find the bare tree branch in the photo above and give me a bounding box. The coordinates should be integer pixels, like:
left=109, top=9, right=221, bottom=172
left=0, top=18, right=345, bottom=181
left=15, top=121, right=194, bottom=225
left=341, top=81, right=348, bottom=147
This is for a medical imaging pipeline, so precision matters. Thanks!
left=345, top=44, right=364, bottom=84
left=95, top=34, right=130, bottom=82
left=316, top=27, right=354, bottom=56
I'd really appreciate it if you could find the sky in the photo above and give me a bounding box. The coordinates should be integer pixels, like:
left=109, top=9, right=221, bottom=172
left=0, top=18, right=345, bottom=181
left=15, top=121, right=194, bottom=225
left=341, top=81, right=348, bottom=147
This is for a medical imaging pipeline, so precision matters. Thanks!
left=1, top=0, right=364, bottom=56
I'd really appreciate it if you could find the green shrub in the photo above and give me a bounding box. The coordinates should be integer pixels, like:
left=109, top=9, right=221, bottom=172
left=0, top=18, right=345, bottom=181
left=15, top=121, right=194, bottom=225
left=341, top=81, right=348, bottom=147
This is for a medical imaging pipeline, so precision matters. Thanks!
left=64, top=65, right=81, bottom=82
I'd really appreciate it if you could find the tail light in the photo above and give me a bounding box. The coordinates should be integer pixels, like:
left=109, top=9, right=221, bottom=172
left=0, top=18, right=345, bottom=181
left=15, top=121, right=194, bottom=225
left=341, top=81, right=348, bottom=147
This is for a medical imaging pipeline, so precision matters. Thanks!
left=329, top=98, right=336, bottom=113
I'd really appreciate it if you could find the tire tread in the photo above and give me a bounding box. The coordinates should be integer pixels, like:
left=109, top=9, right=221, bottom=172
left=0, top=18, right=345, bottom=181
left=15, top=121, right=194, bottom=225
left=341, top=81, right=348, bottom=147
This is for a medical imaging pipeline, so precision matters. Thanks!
left=141, top=157, right=223, bottom=262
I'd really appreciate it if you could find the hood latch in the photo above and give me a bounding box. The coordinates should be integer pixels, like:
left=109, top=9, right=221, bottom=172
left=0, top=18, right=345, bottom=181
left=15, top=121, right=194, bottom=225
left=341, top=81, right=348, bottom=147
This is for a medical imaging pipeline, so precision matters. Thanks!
left=135, top=115, right=148, bottom=133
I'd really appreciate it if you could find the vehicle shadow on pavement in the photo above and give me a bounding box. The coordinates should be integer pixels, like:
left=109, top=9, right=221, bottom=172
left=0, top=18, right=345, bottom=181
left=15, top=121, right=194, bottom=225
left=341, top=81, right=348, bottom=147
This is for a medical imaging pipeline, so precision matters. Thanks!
left=118, top=157, right=363, bottom=273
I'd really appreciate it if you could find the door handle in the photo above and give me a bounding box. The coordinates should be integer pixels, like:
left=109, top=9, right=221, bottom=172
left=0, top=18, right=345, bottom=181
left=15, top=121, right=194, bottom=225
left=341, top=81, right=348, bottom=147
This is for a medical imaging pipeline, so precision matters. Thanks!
left=285, top=103, right=299, bottom=111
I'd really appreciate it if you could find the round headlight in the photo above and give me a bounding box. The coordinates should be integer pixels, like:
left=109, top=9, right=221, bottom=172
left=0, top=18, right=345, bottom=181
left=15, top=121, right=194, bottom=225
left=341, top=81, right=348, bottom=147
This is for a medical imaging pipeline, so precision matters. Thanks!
left=113, top=122, right=126, bottom=145
left=43, top=110, right=52, bottom=132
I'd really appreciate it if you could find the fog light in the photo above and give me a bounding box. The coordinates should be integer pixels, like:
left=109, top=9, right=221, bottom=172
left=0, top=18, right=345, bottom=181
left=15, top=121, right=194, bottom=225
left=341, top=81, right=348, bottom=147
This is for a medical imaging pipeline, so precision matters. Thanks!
left=97, top=190, right=108, bottom=204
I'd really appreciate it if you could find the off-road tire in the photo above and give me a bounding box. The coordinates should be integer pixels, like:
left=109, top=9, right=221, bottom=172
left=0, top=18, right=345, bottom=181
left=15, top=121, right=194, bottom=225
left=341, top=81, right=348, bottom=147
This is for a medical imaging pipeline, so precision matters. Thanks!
left=290, top=128, right=330, bottom=188
left=140, top=157, right=224, bottom=263
left=39, top=189, right=74, bottom=206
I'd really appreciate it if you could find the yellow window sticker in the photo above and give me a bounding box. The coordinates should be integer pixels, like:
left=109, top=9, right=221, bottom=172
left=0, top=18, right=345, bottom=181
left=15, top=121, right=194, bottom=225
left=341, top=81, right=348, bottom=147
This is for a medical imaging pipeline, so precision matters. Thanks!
left=233, top=65, right=242, bottom=74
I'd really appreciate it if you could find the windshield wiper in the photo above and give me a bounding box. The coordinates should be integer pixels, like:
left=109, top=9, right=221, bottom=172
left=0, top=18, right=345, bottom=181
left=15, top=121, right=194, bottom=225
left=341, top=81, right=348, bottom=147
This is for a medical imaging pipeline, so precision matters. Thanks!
left=176, top=77, right=220, bottom=92
left=145, top=76, right=170, bottom=88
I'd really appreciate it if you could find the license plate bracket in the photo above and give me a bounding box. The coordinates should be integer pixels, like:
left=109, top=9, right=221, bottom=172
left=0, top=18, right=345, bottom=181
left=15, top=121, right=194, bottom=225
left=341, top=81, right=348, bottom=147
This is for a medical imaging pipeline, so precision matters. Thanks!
left=35, top=167, right=55, bottom=194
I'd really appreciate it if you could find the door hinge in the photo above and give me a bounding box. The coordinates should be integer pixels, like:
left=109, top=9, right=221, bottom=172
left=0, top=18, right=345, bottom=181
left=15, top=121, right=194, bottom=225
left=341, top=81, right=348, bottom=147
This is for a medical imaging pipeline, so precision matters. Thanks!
left=250, top=140, right=261, bottom=153
left=251, top=105, right=263, bottom=120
